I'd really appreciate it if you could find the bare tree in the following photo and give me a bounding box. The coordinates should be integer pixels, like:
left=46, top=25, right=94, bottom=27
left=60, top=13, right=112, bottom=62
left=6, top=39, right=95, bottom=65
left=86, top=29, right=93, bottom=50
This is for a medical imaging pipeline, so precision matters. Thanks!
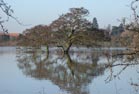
left=0, top=0, right=15, bottom=33
left=129, top=0, right=139, bottom=51
left=131, top=0, right=139, bottom=27
left=50, top=7, right=107, bottom=54
left=126, top=0, right=139, bottom=32
left=0, top=0, right=22, bottom=33
left=20, top=25, right=50, bottom=47
left=50, top=7, right=91, bottom=53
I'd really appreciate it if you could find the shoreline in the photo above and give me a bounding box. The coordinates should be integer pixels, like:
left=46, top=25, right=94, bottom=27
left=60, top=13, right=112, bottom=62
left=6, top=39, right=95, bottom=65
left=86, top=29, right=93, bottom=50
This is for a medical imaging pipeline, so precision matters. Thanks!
left=0, top=41, right=17, bottom=46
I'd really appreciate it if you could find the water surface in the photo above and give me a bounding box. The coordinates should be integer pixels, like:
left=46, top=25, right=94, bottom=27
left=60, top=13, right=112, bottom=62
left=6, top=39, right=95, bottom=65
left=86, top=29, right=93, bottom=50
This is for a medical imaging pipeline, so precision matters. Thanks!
left=0, top=47, right=139, bottom=94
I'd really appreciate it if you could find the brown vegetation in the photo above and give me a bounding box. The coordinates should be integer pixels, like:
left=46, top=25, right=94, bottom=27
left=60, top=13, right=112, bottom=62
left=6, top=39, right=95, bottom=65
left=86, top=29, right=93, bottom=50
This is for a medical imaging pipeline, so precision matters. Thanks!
left=18, top=7, right=110, bottom=53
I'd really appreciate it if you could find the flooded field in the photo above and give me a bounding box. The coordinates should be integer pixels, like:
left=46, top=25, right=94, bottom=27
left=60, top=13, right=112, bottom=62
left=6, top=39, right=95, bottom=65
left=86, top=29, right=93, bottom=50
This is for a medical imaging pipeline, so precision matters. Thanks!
left=0, top=47, right=139, bottom=94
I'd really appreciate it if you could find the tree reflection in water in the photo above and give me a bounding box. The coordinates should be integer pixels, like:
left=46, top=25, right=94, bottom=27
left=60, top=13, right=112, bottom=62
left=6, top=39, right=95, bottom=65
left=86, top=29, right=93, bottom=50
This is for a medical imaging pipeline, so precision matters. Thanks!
left=16, top=47, right=139, bottom=94
left=16, top=47, right=107, bottom=94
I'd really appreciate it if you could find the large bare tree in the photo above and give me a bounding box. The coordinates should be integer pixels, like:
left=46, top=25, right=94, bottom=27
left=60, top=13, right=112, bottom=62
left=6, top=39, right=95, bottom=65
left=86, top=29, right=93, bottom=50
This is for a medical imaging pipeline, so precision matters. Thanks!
left=50, top=7, right=107, bottom=53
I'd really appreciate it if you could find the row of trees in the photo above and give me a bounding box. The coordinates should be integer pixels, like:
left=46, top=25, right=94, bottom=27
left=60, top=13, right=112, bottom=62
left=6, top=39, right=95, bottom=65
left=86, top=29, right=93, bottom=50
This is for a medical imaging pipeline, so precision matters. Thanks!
left=18, top=7, right=109, bottom=53
left=2, top=0, right=138, bottom=52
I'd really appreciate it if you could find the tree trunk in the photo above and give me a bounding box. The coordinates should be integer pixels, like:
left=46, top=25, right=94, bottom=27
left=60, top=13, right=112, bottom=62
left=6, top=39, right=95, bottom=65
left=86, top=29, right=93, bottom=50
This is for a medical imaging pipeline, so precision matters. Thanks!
left=46, top=45, right=49, bottom=58
left=63, top=42, right=72, bottom=54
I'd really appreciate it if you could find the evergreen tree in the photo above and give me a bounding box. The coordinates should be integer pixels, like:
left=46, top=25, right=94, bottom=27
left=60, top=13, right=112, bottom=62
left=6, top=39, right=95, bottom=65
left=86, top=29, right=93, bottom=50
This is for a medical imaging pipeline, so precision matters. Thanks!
left=92, top=17, right=99, bottom=29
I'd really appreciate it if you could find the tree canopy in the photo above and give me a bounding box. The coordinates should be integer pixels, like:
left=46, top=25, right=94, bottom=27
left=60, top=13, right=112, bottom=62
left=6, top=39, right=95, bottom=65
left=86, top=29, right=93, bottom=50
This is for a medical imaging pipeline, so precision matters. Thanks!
left=19, top=7, right=110, bottom=53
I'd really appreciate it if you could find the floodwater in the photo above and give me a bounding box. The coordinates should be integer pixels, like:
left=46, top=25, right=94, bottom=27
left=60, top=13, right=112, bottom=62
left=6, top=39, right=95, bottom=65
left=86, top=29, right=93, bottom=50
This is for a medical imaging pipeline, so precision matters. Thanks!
left=0, top=47, right=139, bottom=94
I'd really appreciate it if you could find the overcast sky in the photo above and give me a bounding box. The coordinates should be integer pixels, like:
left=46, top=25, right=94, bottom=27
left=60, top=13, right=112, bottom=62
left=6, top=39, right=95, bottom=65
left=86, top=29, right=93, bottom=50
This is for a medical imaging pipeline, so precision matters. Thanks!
left=3, top=0, right=133, bottom=33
